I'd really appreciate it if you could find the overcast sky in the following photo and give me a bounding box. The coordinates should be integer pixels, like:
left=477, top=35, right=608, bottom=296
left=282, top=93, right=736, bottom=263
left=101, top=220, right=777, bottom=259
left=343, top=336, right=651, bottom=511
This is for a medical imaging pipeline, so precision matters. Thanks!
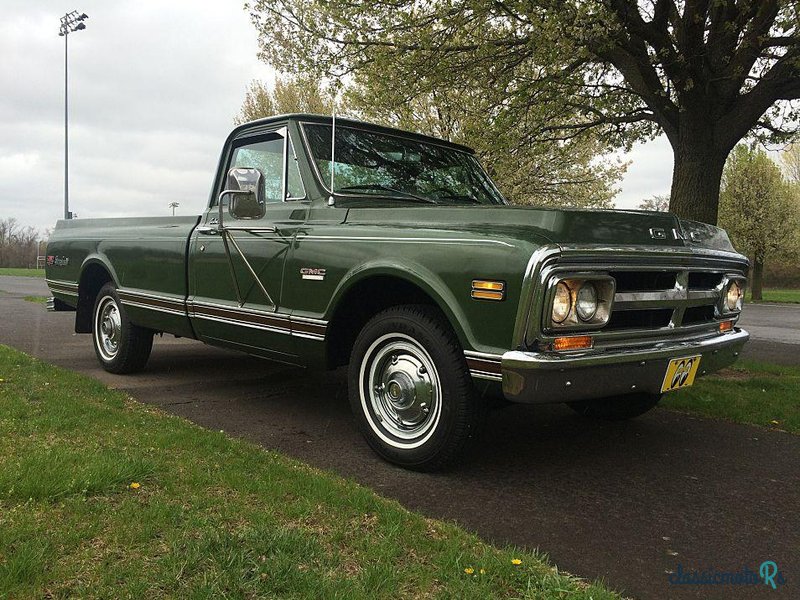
left=0, top=1, right=672, bottom=234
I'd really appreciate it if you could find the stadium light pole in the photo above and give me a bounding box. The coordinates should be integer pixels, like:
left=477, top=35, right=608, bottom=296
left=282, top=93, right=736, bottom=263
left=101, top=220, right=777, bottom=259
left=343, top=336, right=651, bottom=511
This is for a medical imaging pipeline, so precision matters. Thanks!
left=59, top=11, right=89, bottom=220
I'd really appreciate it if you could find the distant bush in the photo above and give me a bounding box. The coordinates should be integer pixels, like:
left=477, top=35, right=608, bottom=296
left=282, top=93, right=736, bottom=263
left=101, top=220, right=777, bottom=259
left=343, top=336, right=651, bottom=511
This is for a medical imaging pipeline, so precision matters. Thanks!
left=0, top=218, right=43, bottom=268
left=763, top=261, right=800, bottom=289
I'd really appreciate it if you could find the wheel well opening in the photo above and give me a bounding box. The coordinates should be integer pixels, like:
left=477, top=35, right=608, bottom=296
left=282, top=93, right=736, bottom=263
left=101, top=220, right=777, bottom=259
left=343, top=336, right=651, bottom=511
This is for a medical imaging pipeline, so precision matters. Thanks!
left=325, top=276, right=444, bottom=369
left=75, top=264, right=113, bottom=333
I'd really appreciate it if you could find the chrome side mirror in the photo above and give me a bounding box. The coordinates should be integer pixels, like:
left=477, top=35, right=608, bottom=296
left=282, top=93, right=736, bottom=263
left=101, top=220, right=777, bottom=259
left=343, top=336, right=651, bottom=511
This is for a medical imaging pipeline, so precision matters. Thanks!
left=219, top=168, right=265, bottom=224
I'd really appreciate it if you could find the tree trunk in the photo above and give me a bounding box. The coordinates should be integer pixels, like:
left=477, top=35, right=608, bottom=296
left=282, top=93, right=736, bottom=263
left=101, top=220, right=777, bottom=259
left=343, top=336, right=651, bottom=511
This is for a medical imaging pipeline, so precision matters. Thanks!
left=751, top=257, right=764, bottom=301
left=668, top=144, right=727, bottom=225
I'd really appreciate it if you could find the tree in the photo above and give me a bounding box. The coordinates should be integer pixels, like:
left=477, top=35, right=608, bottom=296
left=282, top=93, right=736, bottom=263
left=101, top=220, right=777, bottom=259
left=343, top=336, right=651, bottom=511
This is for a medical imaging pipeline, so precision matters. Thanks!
left=248, top=0, right=800, bottom=224
left=236, top=74, right=626, bottom=207
left=0, top=218, right=41, bottom=268
left=783, top=143, right=800, bottom=184
left=718, top=145, right=799, bottom=300
left=638, top=194, right=670, bottom=211
left=347, top=87, right=626, bottom=207
left=235, top=75, right=335, bottom=125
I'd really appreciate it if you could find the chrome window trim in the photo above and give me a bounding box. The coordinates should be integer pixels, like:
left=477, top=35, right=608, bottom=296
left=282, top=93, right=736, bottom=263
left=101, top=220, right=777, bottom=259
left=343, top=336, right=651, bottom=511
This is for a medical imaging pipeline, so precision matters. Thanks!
left=210, top=125, right=307, bottom=209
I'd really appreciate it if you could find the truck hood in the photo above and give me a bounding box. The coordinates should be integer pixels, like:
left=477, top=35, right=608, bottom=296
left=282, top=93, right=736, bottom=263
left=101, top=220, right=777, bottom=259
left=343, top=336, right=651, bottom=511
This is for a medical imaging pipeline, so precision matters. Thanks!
left=344, top=205, right=737, bottom=253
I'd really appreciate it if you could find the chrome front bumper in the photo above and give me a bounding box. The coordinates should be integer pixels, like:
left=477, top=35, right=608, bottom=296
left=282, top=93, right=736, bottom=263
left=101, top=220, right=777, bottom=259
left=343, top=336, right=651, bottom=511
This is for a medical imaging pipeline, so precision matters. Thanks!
left=501, top=328, right=749, bottom=404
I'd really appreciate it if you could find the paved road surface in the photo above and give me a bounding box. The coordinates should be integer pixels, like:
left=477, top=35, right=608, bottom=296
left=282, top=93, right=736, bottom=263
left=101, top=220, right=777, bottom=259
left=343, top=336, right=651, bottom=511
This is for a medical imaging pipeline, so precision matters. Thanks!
left=1, top=275, right=798, bottom=599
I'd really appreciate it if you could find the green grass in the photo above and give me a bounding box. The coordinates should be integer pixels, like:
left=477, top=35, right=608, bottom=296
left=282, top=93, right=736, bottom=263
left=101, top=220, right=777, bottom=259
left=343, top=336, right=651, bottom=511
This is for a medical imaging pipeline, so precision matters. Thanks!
left=662, top=361, right=800, bottom=434
left=23, top=296, right=47, bottom=304
left=745, top=288, right=800, bottom=304
left=0, top=268, right=45, bottom=278
left=0, top=345, right=618, bottom=600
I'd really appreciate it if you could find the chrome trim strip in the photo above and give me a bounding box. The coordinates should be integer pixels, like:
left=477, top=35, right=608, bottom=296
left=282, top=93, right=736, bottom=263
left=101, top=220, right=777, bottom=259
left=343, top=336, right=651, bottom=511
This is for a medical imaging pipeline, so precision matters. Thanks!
left=120, top=299, right=187, bottom=317
left=469, top=370, right=503, bottom=382
left=46, top=278, right=78, bottom=289
left=189, top=299, right=328, bottom=327
left=49, top=287, right=79, bottom=297
left=192, top=312, right=290, bottom=335
left=291, top=331, right=326, bottom=341
left=46, top=278, right=79, bottom=296
left=191, top=312, right=325, bottom=341
left=190, top=299, right=284, bottom=317
left=290, top=314, right=329, bottom=326
left=301, top=235, right=515, bottom=248
left=464, top=350, right=503, bottom=361
left=118, top=288, right=185, bottom=306
left=189, top=300, right=327, bottom=339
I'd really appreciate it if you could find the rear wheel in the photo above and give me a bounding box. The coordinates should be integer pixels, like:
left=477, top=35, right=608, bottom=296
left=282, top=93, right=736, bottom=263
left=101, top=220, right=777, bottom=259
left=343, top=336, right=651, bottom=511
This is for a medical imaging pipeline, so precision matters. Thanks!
left=567, top=392, right=662, bottom=421
left=348, top=305, right=485, bottom=471
left=92, top=283, right=153, bottom=374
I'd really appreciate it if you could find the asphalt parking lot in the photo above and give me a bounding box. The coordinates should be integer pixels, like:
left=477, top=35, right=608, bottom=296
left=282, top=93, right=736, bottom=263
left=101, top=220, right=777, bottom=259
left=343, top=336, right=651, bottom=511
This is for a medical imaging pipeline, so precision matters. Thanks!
left=1, top=275, right=798, bottom=599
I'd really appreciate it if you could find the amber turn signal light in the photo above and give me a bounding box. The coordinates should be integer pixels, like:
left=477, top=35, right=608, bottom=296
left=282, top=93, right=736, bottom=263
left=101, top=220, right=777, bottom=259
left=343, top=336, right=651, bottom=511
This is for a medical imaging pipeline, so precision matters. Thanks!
left=719, top=320, right=733, bottom=332
left=471, top=280, right=505, bottom=301
left=553, top=335, right=593, bottom=351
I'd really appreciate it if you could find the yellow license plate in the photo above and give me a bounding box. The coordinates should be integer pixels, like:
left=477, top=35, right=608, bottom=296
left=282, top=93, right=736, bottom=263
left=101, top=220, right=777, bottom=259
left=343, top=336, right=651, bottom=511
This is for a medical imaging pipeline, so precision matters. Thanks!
left=661, top=356, right=702, bottom=393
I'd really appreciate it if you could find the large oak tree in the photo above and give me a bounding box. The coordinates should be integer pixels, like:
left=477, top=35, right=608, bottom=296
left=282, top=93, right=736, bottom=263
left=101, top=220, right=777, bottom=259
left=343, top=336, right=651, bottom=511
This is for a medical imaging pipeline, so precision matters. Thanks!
left=719, top=145, right=799, bottom=299
left=248, top=0, right=799, bottom=224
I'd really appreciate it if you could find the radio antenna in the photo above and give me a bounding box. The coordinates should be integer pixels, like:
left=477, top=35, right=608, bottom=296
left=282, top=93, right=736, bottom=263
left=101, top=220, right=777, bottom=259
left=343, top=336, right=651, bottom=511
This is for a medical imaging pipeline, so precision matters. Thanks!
left=328, top=98, right=336, bottom=206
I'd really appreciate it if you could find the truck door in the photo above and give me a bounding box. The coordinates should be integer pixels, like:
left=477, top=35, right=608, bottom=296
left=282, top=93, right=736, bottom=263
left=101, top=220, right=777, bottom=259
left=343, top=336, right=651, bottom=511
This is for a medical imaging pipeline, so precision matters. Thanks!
left=188, top=126, right=308, bottom=362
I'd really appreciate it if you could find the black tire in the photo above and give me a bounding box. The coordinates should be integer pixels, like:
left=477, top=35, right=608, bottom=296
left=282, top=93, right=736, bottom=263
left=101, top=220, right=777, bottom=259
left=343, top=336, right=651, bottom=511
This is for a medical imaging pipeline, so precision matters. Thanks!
left=568, top=392, right=662, bottom=421
left=92, top=282, right=153, bottom=374
left=348, top=305, right=486, bottom=471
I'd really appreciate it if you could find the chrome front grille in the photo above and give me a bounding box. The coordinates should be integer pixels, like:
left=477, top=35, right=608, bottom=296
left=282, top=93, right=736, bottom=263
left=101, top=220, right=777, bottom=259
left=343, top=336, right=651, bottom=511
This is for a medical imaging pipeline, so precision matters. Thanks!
left=609, top=269, right=725, bottom=331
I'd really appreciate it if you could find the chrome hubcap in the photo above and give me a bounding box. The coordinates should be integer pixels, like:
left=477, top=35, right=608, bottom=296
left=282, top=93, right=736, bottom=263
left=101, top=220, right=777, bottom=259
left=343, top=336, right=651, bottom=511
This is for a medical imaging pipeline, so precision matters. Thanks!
left=95, top=297, right=122, bottom=361
left=362, top=334, right=441, bottom=446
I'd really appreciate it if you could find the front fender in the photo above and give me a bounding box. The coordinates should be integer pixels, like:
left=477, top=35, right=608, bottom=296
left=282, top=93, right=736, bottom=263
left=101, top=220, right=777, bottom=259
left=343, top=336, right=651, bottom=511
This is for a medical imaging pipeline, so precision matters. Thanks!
left=326, top=258, right=477, bottom=349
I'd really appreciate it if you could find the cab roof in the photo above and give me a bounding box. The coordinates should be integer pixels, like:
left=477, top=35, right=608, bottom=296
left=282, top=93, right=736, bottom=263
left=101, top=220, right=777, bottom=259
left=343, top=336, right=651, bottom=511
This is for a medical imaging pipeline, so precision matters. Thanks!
left=230, top=113, right=476, bottom=155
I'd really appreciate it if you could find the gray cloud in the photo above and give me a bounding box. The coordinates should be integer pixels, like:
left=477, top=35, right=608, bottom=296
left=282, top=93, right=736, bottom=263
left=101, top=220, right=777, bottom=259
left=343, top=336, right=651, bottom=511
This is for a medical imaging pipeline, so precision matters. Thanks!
left=1, top=1, right=673, bottom=234
left=0, top=0, right=272, bottom=232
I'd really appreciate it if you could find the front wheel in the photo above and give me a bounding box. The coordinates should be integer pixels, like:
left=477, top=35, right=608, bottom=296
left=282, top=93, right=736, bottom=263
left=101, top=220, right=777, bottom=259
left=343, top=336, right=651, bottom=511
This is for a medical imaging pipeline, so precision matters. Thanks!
left=348, top=305, right=485, bottom=471
left=92, top=282, right=153, bottom=374
left=567, top=392, right=662, bottom=421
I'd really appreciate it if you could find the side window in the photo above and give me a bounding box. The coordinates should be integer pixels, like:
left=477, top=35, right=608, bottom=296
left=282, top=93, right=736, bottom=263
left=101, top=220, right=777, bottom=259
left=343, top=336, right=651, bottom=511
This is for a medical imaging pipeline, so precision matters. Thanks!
left=224, top=134, right=305, bottom=206
left=230, top=136, right=283, bottom=203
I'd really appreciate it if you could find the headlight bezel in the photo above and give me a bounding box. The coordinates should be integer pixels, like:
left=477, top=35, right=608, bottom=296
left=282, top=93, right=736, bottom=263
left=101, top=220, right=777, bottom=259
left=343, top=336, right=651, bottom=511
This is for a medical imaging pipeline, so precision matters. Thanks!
left=544, top=273, right=615, bottom=331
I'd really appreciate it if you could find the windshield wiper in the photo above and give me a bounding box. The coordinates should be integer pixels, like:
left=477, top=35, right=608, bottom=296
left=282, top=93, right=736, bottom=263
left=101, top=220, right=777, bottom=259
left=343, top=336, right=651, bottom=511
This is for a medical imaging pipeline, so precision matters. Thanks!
left=337, top=184, right=437, bottom=204
left=436, top=193, right=481, bottom=204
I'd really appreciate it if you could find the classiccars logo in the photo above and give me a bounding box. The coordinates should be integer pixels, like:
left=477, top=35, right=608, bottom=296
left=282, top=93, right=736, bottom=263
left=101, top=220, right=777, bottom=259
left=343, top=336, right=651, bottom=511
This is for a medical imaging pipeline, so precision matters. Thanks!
left=667, top=560, right=786, bottom=589
left=300, top=267, right=326, bottom=281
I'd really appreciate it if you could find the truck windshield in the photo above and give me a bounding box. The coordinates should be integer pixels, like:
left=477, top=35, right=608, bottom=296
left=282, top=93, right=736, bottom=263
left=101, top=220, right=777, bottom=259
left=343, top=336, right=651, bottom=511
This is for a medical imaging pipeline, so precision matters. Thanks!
left=303, top=123, right=505, bottom=205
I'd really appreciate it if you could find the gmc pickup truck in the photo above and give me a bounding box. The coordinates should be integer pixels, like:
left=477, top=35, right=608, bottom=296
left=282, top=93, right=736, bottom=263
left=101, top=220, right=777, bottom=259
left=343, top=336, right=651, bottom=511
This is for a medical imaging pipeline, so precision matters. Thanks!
left=46, top=114, right=749, bottom=470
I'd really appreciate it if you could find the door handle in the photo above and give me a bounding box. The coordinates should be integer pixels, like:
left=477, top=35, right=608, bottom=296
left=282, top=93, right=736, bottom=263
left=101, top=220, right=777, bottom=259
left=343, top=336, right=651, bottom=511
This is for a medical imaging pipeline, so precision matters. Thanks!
left=196, top=226, right=218, bottom=235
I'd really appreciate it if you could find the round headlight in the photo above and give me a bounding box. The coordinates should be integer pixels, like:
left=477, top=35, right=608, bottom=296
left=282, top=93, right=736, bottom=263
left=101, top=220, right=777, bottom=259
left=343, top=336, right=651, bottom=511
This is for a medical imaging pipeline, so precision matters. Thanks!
left=576, top=282, right=598, bottom=321
left=552, top=281, right=572, bottom=324
left=725, top=281, right=743, bottom=312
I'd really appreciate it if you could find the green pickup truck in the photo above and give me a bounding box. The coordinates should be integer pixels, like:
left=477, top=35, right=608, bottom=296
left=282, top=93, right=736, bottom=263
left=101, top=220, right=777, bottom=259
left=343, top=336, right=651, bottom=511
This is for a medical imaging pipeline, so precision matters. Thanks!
left=46, top=114, right=749, bottom=470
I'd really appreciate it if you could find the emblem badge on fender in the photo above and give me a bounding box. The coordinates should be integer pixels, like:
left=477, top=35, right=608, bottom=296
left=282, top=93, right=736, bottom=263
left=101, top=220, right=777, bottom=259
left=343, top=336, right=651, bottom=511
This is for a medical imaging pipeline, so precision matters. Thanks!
left=300, top=267, right=326, bottom=281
